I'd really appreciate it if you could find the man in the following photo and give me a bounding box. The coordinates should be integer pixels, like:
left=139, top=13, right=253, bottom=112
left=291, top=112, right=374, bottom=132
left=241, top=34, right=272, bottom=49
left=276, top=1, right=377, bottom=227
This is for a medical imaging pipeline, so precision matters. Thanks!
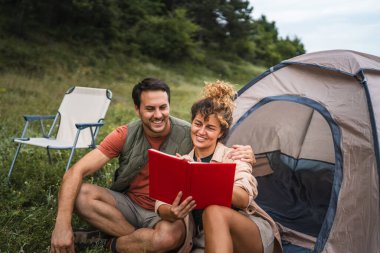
left=50, top=78, right=254, bottom=253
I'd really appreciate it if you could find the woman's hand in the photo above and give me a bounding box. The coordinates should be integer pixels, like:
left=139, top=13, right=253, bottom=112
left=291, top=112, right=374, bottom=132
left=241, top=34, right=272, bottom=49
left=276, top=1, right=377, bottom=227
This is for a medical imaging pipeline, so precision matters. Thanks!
left=168, top=191, right=196, bottom=222
left=176, top=153, right=194, bottom=162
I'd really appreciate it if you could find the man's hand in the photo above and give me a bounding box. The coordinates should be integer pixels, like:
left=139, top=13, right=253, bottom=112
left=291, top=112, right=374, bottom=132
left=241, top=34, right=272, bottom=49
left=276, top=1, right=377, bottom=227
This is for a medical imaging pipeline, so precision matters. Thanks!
left=168, top=191, right=196, bottom=222
left=227, top=144, right=256, bottom=165
left=50, top=223, right=75, bottom=253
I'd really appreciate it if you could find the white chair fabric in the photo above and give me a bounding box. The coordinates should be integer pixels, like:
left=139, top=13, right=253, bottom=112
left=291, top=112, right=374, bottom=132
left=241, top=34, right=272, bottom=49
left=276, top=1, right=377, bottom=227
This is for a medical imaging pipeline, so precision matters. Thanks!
left=8, top=86, right=112, bottom=180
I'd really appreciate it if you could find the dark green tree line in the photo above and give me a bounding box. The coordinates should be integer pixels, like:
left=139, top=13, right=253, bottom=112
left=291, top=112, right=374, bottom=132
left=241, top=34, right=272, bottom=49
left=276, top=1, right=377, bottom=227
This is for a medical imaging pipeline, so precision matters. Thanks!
left=0, top=0, right=305, bottom=67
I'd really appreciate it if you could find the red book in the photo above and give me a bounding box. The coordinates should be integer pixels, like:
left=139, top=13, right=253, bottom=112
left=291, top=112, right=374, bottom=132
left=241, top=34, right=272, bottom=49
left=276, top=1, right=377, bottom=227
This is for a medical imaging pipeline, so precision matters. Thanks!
left=148, top=149, right=236, bottom=209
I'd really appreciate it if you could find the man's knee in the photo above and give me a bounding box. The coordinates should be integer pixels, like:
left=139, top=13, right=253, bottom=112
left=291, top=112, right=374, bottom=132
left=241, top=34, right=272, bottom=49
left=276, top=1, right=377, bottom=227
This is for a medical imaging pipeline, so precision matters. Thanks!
left=75, top=183, right=98, bottom=213
left=151, top=220, right=186, bottom=251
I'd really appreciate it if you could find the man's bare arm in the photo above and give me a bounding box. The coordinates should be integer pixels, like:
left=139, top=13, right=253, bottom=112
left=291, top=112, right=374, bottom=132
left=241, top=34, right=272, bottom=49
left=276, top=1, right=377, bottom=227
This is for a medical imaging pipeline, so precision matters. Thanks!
left=227, top=144, right=256, bottom=165
left=51, top=149, right=111, bottom=253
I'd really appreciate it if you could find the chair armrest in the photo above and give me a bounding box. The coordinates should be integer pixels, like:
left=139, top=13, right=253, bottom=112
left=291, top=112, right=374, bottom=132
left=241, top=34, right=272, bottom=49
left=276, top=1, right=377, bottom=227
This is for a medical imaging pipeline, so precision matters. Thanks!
left=14, top=137, right=30, bottom=141
left=75, top=123, right=104, bottom=130
left=19, top=115, right=57, bottom=138
left=23, top=115, right=56, bottom=121
left=73, top=123, right=105, bottom=148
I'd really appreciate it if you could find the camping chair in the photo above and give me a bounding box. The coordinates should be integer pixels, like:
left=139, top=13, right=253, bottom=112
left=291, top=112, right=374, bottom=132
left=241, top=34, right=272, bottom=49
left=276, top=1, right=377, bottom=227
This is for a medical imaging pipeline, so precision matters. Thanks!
left=8, top=86, right=112, bottom=180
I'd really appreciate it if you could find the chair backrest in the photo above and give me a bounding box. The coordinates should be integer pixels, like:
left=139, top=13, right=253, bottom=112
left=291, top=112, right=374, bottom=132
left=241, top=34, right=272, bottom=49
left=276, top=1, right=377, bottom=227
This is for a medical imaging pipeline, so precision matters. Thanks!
left=56, top=86, right=112, bottom=147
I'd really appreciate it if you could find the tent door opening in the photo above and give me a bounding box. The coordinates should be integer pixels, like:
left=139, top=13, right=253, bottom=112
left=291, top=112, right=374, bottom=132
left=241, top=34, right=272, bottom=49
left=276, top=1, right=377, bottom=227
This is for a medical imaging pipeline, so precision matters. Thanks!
left=226, top=96, right=343, bottom=252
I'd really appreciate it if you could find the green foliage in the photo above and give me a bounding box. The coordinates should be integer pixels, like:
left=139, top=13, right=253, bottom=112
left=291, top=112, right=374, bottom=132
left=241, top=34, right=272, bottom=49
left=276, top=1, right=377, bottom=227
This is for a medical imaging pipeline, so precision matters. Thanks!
left=0, top=0, right=306, bottom=68
left=276, top=36, right=306, bottom=61
left=133, top=8, right=200, bottom=61
left=250, top=15, right=305, bottom=67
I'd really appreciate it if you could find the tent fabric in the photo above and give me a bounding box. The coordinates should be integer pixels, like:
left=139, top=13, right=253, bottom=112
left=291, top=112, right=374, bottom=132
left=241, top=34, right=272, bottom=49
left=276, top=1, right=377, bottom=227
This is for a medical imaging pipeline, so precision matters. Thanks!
left=226, top=50, right=380, bottom=253
left=230, top=99, right=335, bottom=163
left=283, top=50, right=380, bottom=75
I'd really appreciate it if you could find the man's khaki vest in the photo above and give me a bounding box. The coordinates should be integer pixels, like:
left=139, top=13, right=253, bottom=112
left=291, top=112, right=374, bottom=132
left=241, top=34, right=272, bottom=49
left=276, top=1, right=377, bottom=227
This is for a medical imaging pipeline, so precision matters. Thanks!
left=110, top=116, right=193, bottom=192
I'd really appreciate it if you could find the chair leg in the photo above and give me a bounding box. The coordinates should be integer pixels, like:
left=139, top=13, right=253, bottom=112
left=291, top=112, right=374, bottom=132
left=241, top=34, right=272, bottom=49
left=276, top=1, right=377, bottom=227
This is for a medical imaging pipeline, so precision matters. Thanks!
left=47, top=148, right=52, bottom=164
left=8, top=143, right=23, bottom=180
left=66, top=147, right=76, bottom=171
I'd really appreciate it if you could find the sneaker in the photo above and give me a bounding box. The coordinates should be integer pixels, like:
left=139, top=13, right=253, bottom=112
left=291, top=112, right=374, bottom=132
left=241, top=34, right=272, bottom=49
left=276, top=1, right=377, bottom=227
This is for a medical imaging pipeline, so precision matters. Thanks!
left=74, top=230, right=111, bottom=251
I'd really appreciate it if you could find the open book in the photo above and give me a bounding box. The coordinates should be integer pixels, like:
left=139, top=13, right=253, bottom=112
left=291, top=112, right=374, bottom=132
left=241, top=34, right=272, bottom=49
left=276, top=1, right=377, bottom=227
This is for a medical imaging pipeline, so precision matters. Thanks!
left=148, top=149, right=236, bottom=209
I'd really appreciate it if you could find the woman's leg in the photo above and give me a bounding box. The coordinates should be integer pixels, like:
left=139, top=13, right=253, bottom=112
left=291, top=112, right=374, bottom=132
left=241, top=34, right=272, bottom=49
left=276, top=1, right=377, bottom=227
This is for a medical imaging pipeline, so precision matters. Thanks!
left=203, top=205, right=264, bottom=253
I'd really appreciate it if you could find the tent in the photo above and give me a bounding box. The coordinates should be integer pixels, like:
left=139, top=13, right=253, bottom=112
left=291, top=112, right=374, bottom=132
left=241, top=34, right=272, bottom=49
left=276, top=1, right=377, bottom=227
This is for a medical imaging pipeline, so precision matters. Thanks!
left=225, top=50, right=380, bottom=253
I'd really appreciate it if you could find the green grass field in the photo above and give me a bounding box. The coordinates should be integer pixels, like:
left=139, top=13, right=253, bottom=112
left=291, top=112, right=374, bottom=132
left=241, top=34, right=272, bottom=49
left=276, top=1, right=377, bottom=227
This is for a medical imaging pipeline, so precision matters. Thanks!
left=0, top=42, right=264, bottom=252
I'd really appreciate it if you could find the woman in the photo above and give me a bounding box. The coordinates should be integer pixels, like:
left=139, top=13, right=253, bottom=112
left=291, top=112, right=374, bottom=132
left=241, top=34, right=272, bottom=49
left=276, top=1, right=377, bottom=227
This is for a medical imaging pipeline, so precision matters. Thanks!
left=156, top=81, right=282, bottom=253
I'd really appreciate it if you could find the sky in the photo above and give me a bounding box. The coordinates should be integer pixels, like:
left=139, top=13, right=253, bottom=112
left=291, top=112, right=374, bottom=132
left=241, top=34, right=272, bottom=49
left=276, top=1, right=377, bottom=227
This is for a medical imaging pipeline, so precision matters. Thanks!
left=249, top=0, right=380, bottom=56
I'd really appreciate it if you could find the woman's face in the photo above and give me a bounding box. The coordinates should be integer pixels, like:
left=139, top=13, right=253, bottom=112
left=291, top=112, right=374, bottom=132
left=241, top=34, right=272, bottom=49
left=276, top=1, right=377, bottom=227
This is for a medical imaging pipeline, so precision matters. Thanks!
left=191, top=113, right=223, bottom=152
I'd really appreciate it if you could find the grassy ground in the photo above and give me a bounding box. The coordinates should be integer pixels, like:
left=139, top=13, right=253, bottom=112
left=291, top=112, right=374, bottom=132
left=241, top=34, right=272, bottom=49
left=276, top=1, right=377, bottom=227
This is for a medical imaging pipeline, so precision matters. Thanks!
left=0, top=40, right=264, bottom=252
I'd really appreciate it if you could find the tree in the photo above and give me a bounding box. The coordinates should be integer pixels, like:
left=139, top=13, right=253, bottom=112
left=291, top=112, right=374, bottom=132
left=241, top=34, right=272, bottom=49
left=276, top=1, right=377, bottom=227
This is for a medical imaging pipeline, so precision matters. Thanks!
left=249, top=15, right=305, bottom=67
left=0, top=0, right=305, bottom=65
left=133, top=8, right=200, bottom=61
left=164, top=0, right=256, bottom=62
left=276, top=36, right=305, bottom=61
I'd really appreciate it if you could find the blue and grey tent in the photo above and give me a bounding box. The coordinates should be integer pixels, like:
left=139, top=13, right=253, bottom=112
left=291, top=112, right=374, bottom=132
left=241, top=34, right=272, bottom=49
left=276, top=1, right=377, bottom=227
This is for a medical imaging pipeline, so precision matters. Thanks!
left=226, top=50, right=380, bottom=253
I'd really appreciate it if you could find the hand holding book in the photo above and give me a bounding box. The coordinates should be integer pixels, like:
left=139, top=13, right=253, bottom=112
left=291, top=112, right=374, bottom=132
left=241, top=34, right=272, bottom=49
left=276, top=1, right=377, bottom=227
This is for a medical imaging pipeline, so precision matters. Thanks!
left=163, top=191, right=196, bottom=222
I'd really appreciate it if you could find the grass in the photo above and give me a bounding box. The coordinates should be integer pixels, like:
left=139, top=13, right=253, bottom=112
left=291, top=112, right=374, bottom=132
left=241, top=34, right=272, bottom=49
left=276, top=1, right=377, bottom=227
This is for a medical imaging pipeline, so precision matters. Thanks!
left=0, top=39, right=264, bottom=252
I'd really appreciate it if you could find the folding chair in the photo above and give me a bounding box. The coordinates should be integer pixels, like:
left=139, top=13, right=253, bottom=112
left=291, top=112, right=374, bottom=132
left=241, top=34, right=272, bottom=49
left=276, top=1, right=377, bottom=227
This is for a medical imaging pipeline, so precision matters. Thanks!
left=8, top=86, right=112, bottom=180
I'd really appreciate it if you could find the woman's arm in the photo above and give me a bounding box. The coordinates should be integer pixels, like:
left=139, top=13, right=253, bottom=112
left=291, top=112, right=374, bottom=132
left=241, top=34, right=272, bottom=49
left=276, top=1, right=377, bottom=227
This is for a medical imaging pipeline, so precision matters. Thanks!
left=232, top=159, right=258, bottom=209
left=232, top=186, right=250, bottom=209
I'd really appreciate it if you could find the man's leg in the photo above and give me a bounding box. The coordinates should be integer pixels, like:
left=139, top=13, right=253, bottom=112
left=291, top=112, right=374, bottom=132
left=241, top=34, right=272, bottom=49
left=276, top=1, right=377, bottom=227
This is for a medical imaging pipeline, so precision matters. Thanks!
left=75, top=183, right=187, bottom=253
left=75, top=183, right=135, bottom=236
left=116, top=219, right=186, bottom=253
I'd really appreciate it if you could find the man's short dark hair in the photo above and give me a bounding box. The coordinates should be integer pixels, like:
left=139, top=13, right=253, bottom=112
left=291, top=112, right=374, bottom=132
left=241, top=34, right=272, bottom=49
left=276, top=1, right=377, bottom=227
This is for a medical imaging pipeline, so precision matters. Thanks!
left=132, top=77, right=171, bottom=107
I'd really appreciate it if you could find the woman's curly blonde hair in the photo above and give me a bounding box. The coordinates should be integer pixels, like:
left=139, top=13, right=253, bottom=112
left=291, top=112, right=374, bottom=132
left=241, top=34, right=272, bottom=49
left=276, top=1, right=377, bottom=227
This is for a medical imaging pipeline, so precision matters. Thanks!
left=191, top=80, right=236, bottom=141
